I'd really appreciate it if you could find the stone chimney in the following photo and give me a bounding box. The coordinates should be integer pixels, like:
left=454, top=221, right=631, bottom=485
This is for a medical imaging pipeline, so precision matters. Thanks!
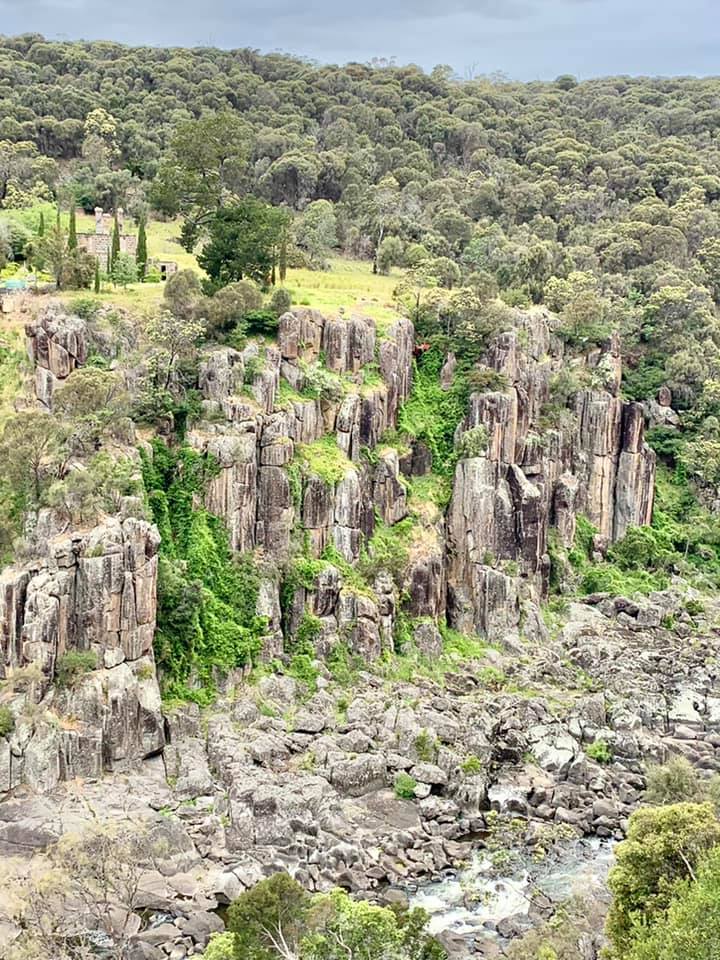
left=95, top=207, right=104, bottom=235
left=117, top=207, right=124, bottom=234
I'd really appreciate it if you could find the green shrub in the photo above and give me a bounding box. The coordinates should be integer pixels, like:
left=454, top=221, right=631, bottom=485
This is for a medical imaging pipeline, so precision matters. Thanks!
left=646, top=425, right=684, bottom=459
left=645, top=757, right=720, bottom=810
left=68, top=296, right=101, bottom=320
left=202, top=280, right=263, bottom=339
left=326, top=642, right=362, bottom=686
left=358, top=516, right=415, bottom=587
left=461, top=755, right=483, bottom=776
left=227, top=872, right=310, bottom=960
left=394, top=772, right=417, bottom=799
left=440, top=624, right=487, bottom=660
left=414, top=730, right=437, bottom=763
left=141, top=440, right=265, bottom=703
left=286, top=653, right=319, bottom=689
left=201, top=932, right=235, bottom=960
left=622, top=846, right=720, bottom=960
left=0, top=706, right=14, bottom=738
left=586, top=740, right=613, bottom=764
left=296, top=436, right=353, bottom=486
left=244, top=309, right=280, bottom=337
left=558, top=513, right=674, bottom=597
left=478, top=665, right=506, bottom=690
left=55, top=650, right=97, bottom=687
left=269, top=287, right=292, bottom=317
left=607, top=524, right=678, bottom=573
left=299, top=361, right=344, bottom=402
left=291, top=610, right=323, bottom=657
left=466, top=366, right=509, bottom=393
left=243, top=354, right=265, bottom=384
left=568, top=515, right=596, bottom=570
left=605, top=802, right=720, bottom=957
left=397, top=346, right=471, bottom=479
left=581, top=563, right=668, bottom=596
left=227, top=872, right=443, bottom=960
left=457, top=424, right=488, bottom=458
left=622, top=358, right=667, bottom=402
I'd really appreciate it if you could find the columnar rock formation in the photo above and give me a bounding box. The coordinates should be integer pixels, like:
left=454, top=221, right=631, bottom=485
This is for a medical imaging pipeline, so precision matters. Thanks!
left=0, top=517, right=164, bottom=798
left=1, top=304, right=657, bottom=802
left=0, top=302, right=684, bottom=959
left=447, top=310, right=656, bottom=639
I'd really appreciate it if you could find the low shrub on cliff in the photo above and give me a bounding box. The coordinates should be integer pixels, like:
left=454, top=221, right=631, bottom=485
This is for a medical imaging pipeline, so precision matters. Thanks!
left=394, top=772, right=417, bottom=799
left=0, top=705, right=14, bottom=738
left=456, top=424, right=489, bottom=459
left=585, top=739, right=613, bottom=764
left=55, top=650, right=97, bottom=687
left=358, top=517, right=414, bottom=586
left=645, top=757, right=720, bottom=810
left=461, top=755, right=483, bottom=776
left=550, top=513, right=671, bottom=597
left=397, top=345, right=470, bottom=479
left=295, top=436, right=354, bottom=486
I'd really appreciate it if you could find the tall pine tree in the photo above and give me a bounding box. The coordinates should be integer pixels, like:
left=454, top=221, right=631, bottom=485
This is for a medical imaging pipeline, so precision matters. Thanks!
left=38, top=211, right=45, bottom=237
left=279, top=232, right=288, bottom=283
left=111, top=211, right=120, bottom=268
left=68, top=205, right=77, bottom=251
left=136, top=215, right=148, bottom=280
left=94, top=259, right=100, bottom=294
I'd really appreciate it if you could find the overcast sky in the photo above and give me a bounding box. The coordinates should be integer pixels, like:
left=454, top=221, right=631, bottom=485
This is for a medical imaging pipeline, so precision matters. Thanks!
left=0, top=0, right=718, bottom=80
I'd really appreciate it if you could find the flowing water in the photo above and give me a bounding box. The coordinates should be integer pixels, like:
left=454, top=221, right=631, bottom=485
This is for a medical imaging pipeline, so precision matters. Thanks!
left=410, top=838, right=615, bottom=939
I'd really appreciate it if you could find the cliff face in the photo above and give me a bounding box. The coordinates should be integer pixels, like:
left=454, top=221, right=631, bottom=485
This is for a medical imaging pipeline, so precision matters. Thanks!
left=448, top=312, right=656, bottom=639
left=188, top=310, right=418, bottom=663
left=0, top=302, right=683, bottom=959
left=0, top=517, right=164, bottom=797
left=1, top=304, right=655, bottom=801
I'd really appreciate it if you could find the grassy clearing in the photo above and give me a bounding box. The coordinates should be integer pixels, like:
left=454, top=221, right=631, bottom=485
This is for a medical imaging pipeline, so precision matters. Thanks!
left=3, top=204, right=398, bottom=320
left=284, top=258, right=402, bottom=331
left=5, top=203, right=404, bottom=322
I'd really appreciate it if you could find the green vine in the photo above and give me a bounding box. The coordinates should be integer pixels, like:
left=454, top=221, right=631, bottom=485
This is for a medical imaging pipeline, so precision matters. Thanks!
left=141, top=439, right=266, bottom=704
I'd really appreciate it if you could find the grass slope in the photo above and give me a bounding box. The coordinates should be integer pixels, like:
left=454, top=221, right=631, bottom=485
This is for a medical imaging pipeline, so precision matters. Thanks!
left=2, top=203, right=403, bottom=321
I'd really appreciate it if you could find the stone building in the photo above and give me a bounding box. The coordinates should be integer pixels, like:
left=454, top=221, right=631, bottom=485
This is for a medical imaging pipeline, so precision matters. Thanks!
left=77, top=207, right=138, bottom=262
left=148, top=258, right=179, bottom=280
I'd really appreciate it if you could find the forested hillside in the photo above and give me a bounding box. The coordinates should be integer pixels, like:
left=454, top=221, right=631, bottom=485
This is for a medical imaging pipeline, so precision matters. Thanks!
left=3, top=33, right=720, bottom=960
left=3, top=36, right=720, bottom=485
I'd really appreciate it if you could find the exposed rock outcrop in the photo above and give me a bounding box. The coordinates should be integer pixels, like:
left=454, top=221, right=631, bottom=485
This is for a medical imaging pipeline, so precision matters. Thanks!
left=26, top=304, right=88, bottom=409
left=448, top=310, right=655, bottom=637
left=0, top=516, right=164, bottom=798
left=3, top=587, right=718, bottom=957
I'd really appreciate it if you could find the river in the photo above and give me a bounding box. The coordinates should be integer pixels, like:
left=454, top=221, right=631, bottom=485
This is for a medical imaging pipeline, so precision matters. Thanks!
left=409, top=837, right=615, bottom=943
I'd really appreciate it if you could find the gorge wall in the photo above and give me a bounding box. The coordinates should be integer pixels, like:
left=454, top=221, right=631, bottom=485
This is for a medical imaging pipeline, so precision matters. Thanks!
left=0, top=304, right=657, bottom=802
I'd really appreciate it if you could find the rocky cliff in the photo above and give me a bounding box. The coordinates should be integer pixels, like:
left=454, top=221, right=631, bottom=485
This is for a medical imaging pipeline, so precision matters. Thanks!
left=449, top=314, right=655, bottom=639
left=3, top=303, right=657, bottom=798
left=0, top=516, right=164, bottom=796
left=0, top=302, right=669, bottom=957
